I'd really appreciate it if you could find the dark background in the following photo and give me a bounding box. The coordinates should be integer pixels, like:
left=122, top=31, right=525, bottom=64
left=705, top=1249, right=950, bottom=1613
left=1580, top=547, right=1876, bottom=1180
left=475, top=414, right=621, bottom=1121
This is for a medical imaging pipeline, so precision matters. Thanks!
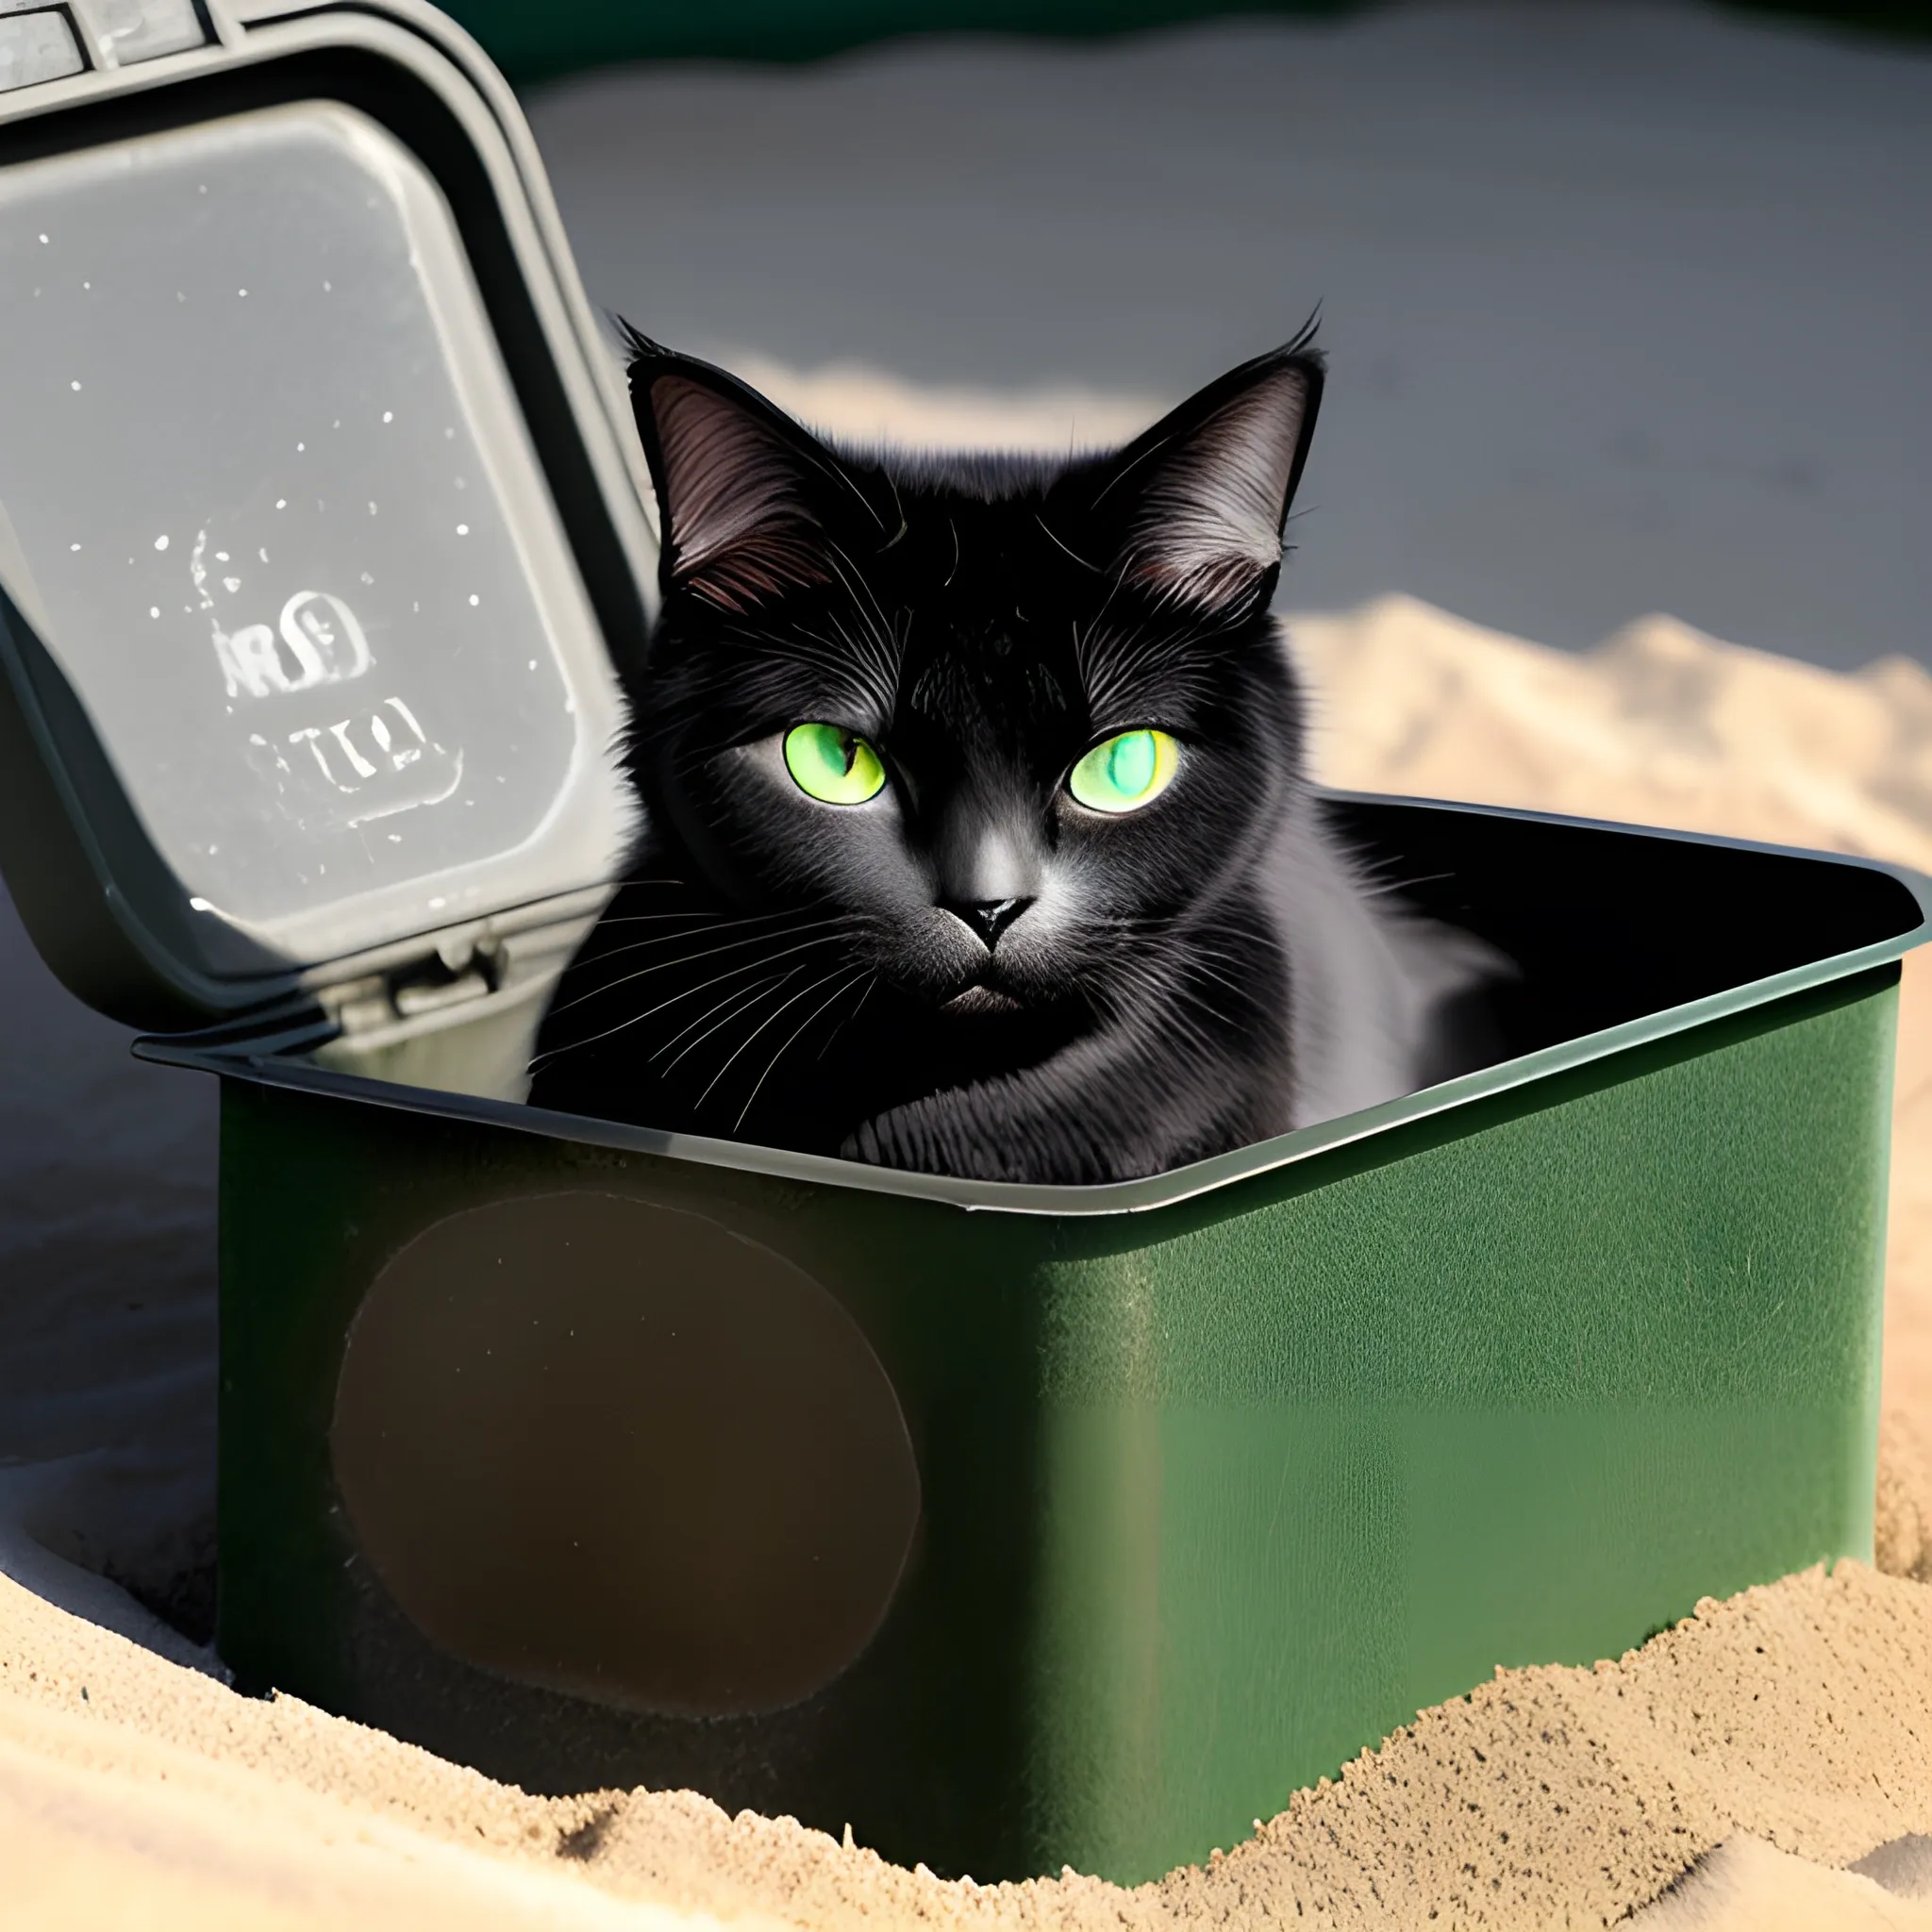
left=437, top=0, right=1932, bottom=82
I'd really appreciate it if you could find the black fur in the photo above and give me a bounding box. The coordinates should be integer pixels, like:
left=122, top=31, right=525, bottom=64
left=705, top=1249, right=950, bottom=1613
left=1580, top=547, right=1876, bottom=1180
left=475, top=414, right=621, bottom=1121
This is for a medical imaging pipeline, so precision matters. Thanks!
left=528, top=327, right=1486, bottom=1182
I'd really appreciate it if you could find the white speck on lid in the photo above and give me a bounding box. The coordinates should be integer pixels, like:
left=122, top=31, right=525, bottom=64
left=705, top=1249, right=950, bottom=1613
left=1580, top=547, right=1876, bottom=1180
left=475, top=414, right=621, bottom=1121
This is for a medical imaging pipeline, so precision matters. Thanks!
left=237, top=289, right=247, bottom=298
left=223, top=577, right=241, bottom=594
left=527, top=659, right=537, bottom=671
left=367, top=502, right=378, bottom=516
left=275, top=499, right=287, bottom=509
left=322, top=279, right=331, bottom=292
left=295, top=441, right=305, bottom=453
left=69, top=543, right=80, bottom=553
left=153, top=535, right=169, bottom=552
left=81, top=280, right=90, bottom=291
left=456, top=524, right=469, bottom=536
left=215, top=552, right=229, bottom=562
left=258, top=548, right=269, bottom=563
left=468, top=594, right=479, bottom=607
left=359, top=573, right=374, bottom=585
left=37, top=233, right=47, bottom=244
left=69, top=380, right=81, bottom=391
left=382, top=411, right=393, bottom=424
left=148, top=607, right=159, bottom=619
left=388, top=833, right=402, bottom=843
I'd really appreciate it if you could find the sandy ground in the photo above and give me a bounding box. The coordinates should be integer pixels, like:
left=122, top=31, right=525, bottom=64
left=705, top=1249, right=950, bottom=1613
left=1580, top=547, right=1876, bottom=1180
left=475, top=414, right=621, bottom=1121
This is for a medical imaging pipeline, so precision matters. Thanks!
left=4, top=5, right=1932, bottom=1922
left=0, top=1539, right=1929, bottom=1930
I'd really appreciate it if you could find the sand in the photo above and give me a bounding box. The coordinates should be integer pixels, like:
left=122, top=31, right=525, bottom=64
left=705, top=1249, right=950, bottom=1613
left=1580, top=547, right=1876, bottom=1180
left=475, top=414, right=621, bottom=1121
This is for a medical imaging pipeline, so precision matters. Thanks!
left=2, top=1544, right=1929, bottom=1928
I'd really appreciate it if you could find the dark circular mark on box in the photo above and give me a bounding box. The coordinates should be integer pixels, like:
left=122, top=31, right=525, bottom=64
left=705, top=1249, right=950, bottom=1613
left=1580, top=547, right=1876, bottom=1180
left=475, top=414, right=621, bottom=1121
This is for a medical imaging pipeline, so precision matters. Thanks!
left=330, top=1191, right=921, bottom=1716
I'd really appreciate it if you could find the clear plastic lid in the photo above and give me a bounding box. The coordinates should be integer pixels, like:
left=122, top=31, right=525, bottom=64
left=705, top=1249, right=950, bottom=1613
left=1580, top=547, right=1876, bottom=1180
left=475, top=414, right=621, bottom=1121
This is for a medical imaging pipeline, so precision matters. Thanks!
left=0, top=98, right=634, bottom=985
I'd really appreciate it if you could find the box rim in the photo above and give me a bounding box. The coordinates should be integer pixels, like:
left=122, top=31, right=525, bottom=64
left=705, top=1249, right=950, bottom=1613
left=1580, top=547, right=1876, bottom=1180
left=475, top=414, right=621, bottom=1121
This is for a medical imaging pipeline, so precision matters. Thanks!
left=139, top=791, right=1932, bottom=1219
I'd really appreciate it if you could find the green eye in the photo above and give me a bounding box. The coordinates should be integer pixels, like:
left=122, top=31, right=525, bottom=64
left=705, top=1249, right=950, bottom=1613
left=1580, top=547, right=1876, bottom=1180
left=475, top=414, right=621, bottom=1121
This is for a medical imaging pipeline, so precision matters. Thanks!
left=783, top=722, right=887, bottom=805
left=1068, top=728, right=1178, bottom=814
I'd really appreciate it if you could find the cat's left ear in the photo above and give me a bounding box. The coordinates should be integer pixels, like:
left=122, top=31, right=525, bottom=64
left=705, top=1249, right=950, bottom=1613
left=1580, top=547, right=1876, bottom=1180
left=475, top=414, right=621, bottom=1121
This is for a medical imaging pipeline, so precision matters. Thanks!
left=1060, top=334, right=1324, bottom=612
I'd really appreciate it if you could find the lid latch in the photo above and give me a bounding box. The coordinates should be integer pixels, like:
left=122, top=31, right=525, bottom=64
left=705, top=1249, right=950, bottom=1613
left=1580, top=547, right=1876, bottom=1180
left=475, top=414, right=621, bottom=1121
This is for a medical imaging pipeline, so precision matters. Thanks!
left=322, top=931, right=505, bottom=1038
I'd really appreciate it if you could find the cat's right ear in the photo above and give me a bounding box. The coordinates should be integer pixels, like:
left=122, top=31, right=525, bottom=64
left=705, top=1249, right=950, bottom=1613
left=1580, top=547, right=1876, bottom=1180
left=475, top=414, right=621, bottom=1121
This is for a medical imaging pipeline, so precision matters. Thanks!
left=622, top=329, right=850, bottom=613
left=1057, top=330, right=1324, bottom=616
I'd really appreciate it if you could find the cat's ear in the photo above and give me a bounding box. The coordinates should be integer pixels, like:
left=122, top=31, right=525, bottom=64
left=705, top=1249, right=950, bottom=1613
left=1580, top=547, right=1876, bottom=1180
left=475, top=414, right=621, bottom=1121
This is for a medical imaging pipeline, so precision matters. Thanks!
left=622, top=329, right=856, bottom=613
left=1065, top=335, right=1324, bottom=612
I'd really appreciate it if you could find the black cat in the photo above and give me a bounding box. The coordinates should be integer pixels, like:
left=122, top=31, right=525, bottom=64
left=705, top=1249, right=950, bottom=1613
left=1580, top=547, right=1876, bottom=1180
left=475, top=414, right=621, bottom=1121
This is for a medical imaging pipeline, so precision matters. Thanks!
left=527, top=325, right=1494, bottom=1183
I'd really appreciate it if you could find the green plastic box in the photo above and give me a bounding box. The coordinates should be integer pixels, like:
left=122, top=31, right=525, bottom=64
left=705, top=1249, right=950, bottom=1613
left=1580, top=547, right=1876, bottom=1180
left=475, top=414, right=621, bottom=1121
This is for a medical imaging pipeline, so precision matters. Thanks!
left=0, top=0, right=1924, bottom=1887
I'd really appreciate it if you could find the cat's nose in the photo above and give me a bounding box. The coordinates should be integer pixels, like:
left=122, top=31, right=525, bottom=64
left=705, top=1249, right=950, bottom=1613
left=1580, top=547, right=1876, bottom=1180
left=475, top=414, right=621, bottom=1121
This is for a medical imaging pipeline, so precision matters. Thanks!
left=941, top=897, right=1034, bottom=948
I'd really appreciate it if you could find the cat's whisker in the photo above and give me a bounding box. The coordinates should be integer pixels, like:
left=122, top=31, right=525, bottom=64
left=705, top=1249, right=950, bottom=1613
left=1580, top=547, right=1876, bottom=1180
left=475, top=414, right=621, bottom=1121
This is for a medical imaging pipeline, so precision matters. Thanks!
left=695, top=962, right=865, bottom=1112
left=821, top=604, right=898, bottom=712
left=1071, top=566, right=1136, bottom=691
left=544, top=918, right=855, bottom=1016
left=825, top=538, right=899, bottom=658
left=1082, top=622, right=1191, bottom=716
left=815, top=970, right=878, bottom=1062
left=827, top=608, right=896, bottom=704
left=579, top=906, right=816, bottom=943
left=1176, top=964, right=1260, bottom=1010
left=657, top=969, right=799, bottom=1074
left=642, top=968, right=783, bottom=1051
left=823, top=541, right=905, bottom=700
left=878, top=472, right=908, bottom=553
left=529, top=943, right=834, bottom=1070
left=560, top=925, right=852, bottom=1016
left=586, top=911, right=725, bottom=928
left=1355, top=869, right=1457, bottom=901
left=731, top=970, right=871, bottom=1132
left=1091, top=953, right=1230, bottom=1060
left=727, top=618, right=884, bottom=700
left=1035, top=511, right=1104, bottom=575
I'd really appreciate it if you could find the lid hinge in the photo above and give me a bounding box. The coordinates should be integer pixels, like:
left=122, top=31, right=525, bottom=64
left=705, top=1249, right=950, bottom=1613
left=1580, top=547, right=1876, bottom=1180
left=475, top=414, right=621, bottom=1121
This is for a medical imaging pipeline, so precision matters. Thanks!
left=321, top=932, right=505, bottom=1038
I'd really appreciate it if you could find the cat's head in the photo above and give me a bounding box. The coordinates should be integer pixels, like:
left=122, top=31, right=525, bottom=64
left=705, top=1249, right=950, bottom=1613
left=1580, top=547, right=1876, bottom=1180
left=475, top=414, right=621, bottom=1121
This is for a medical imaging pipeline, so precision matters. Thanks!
left=622, top=326, right=1324, bottom=1022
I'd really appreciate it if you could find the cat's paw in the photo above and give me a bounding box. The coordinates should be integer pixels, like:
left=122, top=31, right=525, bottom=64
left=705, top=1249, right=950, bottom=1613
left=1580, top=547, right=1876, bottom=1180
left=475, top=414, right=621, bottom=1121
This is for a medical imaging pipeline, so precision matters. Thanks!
left=841, top=1106, right=953, bottom=1175
left=841, top=1099, right=1071, bottom=1182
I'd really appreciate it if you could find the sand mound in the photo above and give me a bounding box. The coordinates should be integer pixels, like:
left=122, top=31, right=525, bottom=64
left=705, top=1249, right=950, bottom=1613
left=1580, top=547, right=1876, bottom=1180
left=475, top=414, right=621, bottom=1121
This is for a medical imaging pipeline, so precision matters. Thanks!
left=1297, top=595, right=1932, bottom=874
left=2, top=1555, right=1928, bottom=1928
